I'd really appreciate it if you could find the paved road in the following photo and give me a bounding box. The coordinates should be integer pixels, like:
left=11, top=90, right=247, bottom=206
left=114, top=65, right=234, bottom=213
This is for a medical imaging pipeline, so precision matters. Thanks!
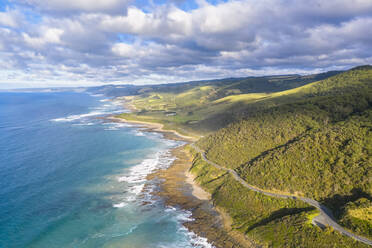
left=190, top=144, right=372, bottom=246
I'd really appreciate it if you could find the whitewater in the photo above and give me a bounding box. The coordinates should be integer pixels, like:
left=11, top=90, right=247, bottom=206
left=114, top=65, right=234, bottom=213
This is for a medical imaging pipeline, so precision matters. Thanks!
left=0, top=91, right=212, bottom=248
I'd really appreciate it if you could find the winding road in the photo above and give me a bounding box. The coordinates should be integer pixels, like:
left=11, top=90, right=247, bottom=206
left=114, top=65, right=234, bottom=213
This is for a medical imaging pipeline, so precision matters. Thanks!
left=190, top=144, right=372, bottom=246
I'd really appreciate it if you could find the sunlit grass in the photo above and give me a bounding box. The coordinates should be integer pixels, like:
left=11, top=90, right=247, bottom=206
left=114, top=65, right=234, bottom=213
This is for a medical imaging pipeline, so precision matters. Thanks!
left=348, top=206, right=372, bottom=222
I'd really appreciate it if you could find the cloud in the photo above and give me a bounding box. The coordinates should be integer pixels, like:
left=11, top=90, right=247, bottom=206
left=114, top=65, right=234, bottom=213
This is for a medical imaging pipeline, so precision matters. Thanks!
left=1, top=0, right=372, bottom=88
left=13, top=0, right=132, bottom=14
left=0, top=8, right=23, bottom=28
left=23, top=27, right=64, bottom=48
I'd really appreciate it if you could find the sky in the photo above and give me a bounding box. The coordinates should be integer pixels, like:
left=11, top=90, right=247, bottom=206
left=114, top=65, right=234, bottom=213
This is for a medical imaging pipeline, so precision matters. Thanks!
left=0, top=0, right=372, bottom=88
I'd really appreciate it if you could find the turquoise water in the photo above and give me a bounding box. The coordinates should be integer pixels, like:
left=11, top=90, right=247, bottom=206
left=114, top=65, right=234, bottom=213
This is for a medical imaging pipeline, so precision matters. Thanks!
left=0, top=92, right=212, bottom=248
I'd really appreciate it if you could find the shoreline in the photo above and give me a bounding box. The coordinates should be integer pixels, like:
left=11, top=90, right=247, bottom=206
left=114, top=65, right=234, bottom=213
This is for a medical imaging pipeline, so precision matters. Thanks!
left=106, top=116, right=198, bottom=142
left=107, top=115, right=253, bottom=247
left=148, top=146, right=255, bottom=248
left=185, top=170, right=211, bottom=201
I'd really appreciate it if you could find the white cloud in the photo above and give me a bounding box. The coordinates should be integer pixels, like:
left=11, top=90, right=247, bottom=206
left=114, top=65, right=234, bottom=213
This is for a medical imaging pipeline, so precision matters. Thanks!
left=1, top=0, right=372, bottom=88
left=0, top=9, right=23, bottom=28
left=23, top=27, right=64, bottom=48
left=111, top=42, right=137, bottom=57
left=99, top=6, right=193, bottom=39
left=15, top=0, right=132, bottom=13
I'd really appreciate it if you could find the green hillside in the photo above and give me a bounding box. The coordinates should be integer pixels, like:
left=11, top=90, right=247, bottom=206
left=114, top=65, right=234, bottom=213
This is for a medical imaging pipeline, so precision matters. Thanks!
left=118, top=71, right=341, bottom=135
left=198, top=66, right=372, bottom=169
left=188, top=148, right=369, bottom=247
left=116, top=66, right=372, bottom=246
left=236, top=110, right=372, bottom=200
left=196, top=66, right=372, bottom=240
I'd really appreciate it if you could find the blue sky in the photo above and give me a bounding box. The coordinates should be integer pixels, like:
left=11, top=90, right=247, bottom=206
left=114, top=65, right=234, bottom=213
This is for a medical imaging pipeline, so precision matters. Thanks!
left=0, top=0, right=372, bottom=88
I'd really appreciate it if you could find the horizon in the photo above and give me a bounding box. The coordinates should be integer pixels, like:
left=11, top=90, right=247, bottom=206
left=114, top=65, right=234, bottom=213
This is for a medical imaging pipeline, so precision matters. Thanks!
left=0, top=0, right=372, bottom=88
left=0, top=64, right=363, bottom=90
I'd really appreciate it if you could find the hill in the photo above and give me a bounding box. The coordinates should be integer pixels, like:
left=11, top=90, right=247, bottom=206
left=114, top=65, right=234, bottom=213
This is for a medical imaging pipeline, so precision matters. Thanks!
left=196, top=66, right=372, bottom=240
left=114, top=66, right=372, bottom=247
left=117, top=71, right=342, bottom=135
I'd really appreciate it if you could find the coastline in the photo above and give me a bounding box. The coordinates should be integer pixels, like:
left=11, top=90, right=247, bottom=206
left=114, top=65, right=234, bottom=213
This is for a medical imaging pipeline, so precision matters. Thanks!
left=112, top=106, right=372, bottom=248
left=106, top=116, right=198, bottom=142
left=108, top=114, right=256, bottom=248
left=185, top=170, right=211, bottom=201
left=149, top=146, right=256, bottom=248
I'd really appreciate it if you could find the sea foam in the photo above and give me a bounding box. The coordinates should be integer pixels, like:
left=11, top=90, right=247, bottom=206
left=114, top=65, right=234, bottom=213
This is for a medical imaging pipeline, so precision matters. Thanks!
left=51, top=111, right=106, bottom=122
left=51, top=96, right=123, bottom=124
left=116, top=149, right=214, bottom=248
left=115, top=149, right=177, bottom=206
left=162, top=206, right=215, bottom=248
left=113, top=202, right=127, bottom=208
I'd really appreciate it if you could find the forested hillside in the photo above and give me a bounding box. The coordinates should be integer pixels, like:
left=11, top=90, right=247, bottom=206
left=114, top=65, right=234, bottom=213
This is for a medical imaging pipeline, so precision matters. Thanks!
left=198, top=66, right=371, bottom=169
left=116, top=65, right=372, bottom=246
left=196, top=66, right=372, bottom=239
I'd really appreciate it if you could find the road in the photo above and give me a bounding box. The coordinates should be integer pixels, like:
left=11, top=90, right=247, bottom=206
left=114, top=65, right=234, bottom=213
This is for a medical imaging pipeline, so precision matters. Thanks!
left=190, top=144, right=372, bottom=246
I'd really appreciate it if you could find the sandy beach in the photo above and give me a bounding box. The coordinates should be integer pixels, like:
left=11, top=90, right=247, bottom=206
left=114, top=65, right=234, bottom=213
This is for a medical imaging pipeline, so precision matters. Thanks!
left=106, top=116, right=198, bottom=142
left=185, top=170, right=211, bottom=201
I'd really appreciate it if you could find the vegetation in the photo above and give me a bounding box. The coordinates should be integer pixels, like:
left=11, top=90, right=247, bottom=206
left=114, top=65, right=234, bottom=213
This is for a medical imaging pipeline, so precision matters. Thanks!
left=198, top=66, right=372, bottom=169
left=195, top=66, right=372, bottom=242
left=340, top=198, right=372, bottom=239
left=115, top=65, right=372, bottom=246
left=117, top=71, right=342, bottom=135
left=188, top=146, right=369, bottom=247
left=236, top=110, right=372, bottom=199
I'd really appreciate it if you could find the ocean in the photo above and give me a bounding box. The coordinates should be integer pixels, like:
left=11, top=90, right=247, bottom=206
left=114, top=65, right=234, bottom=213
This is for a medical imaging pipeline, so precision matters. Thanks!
left=0, top=91, right=212, bottom=248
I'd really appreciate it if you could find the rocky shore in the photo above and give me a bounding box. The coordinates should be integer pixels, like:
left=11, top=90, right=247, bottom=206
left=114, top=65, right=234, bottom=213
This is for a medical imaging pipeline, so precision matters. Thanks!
left=149, top=146, right=257, bottom=248
left=109, top=115, right=257, bottom=247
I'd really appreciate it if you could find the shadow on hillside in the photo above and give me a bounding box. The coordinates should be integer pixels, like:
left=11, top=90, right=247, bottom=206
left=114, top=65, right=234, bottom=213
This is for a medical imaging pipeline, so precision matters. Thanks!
left=321, top=188, right=372, bottom=218
left=246, top=207, right=315, bottom=232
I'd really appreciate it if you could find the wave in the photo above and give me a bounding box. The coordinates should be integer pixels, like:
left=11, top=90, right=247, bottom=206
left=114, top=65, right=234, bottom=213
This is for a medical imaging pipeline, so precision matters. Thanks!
left=177, top=212, right=215, bottom=248
left=116, top=150, right=176, bottom=205
left=118, top=153, right=213, bottom=247
left=113, top=202, right=127, bottom=208
left=125, top=225, right=138, bottom=235
left=118, top=150, right=175, bottom=184
left=51, top=111, right=105, bottom=122
left=113, top=148, right=178, bottom=208
left=90, top=94, right=104, bottom=97
left=162, top=206, right=215, bottom=248
left=72, top=122, right=95, bottom=126
left=103, top=122, right=133, bottom=131
left=133, top=131, right=145, bottom=136
left=187, top=231, right=214, bottom=248
left=51, top=96, right=124, bottom=124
